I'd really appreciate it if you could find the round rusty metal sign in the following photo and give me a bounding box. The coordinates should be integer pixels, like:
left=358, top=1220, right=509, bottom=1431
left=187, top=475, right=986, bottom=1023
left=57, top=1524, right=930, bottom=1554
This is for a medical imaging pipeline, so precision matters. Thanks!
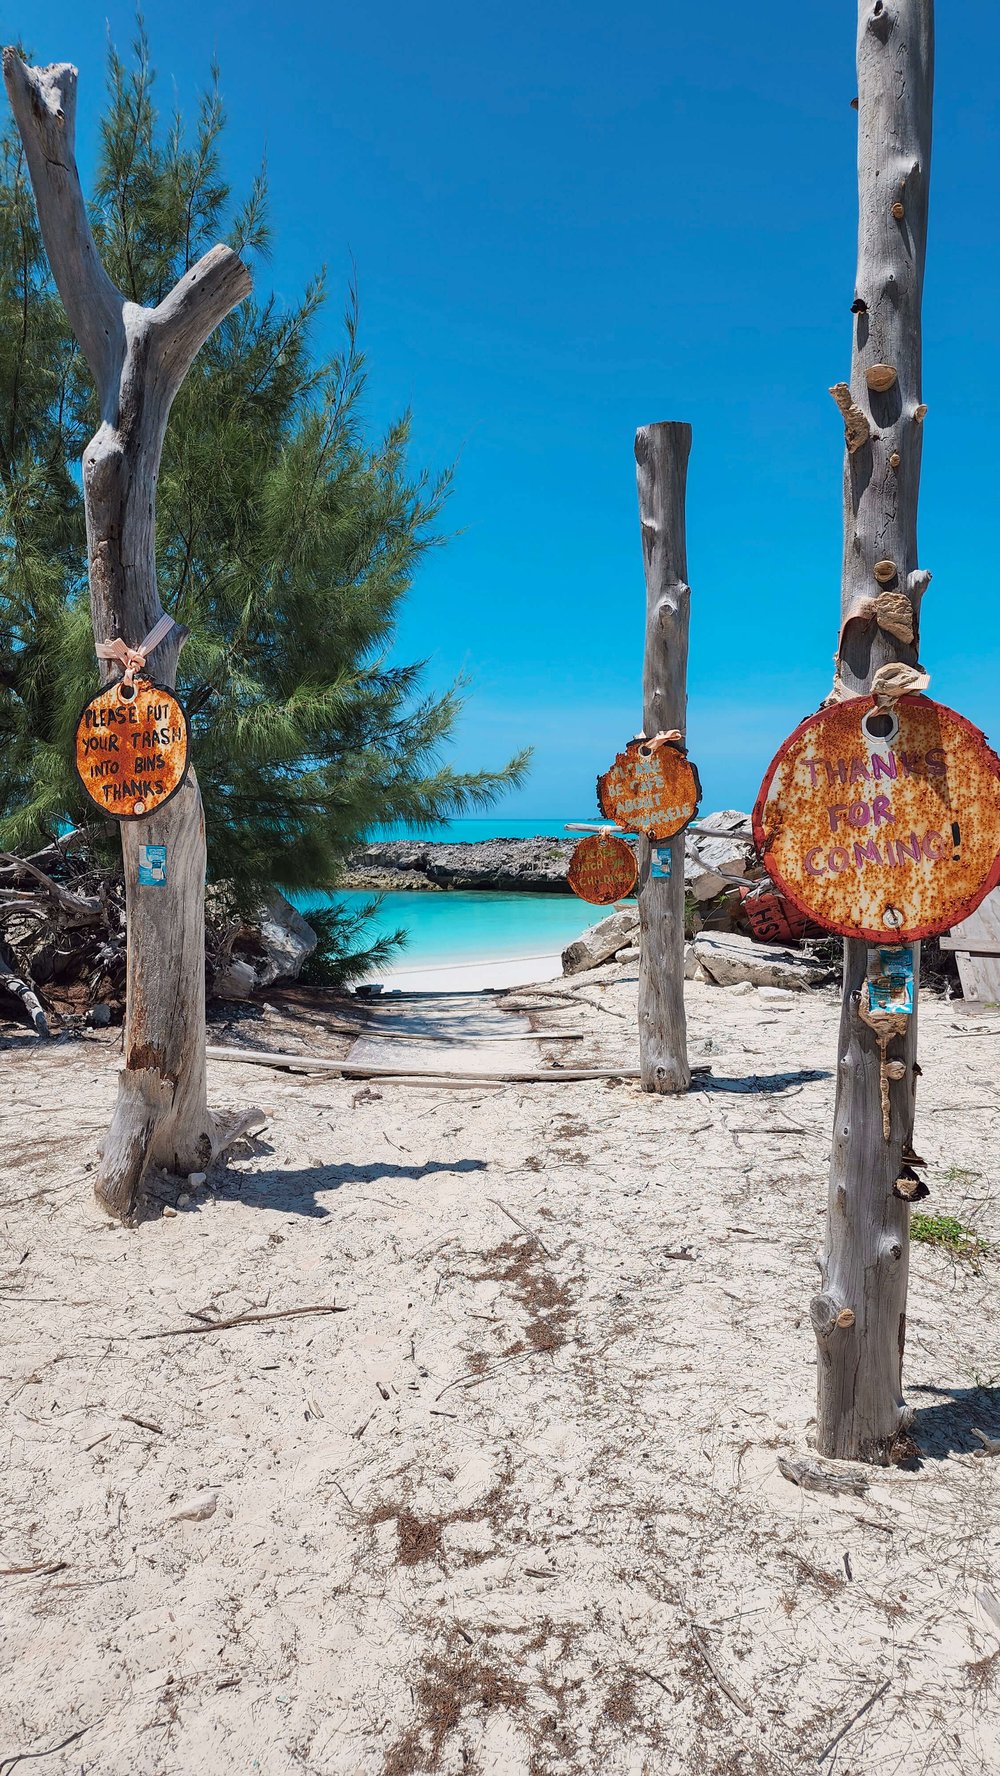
left=597, top=739, right=701, bottom=840
left=753, top=695, right=1000, bottom=943
left=567, top=832, right=638, bottom=905
left=74, top=678, right=190, bottom=821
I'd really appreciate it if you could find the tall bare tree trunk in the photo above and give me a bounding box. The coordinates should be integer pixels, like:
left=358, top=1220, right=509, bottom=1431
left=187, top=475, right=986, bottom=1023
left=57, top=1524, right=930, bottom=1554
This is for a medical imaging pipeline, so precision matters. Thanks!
left=635, top=422, right=692, bottom=1094
left=813, top=1, right=934, bottom=1461
left=5, top=51, right=258, bottom=1221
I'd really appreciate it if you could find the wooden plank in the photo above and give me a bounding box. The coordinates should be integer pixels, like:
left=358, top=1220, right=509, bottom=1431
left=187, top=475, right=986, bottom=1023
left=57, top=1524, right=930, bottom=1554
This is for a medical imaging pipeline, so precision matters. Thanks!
left=946, top=890, right=1000, bottom=963
left=946, top=890, right=1000, bottom=1005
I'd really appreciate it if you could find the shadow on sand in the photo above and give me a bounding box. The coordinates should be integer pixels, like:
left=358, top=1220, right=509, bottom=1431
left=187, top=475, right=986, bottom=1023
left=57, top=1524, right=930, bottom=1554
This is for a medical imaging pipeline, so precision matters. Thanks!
left=693, top=1067, right=832, bottom=1095
left=210, top=1154, right=489, bottom=1218
left=909, top=1383, right=1000, bottom=1460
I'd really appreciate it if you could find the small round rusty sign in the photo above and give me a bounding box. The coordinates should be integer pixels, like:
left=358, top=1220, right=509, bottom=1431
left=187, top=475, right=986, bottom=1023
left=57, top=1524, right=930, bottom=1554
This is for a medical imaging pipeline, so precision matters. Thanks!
left=753, top=695, right=1000, bottom=943
left=74, top=678, right=191, bottom=821
left=597, top=739, right=701, bottom=840
left=567, top=832, right=638, bottom=905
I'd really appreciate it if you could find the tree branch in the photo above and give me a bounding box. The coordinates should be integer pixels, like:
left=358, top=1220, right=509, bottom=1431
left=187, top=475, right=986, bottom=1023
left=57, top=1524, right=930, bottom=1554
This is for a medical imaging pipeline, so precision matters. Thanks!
left=2, top=50, right=124, bottom=398
left=150, top=243, right=253, bottom=401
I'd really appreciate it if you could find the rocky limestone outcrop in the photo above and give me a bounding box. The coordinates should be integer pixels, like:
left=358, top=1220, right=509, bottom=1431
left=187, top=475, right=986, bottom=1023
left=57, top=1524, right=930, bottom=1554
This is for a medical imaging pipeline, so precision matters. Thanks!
left=348, top=814, right=757, bottom=899
left=345, top=837, right=578, bottom=893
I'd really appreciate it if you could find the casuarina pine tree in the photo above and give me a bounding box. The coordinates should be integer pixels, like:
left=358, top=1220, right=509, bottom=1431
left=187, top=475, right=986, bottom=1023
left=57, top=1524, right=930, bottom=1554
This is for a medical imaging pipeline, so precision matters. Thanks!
left=0, top=27, right=528, bottom=969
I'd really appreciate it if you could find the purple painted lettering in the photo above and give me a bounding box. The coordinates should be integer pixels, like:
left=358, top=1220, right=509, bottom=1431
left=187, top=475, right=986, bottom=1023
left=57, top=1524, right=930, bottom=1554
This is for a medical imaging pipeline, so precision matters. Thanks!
left=853, top=839, right=883, bottom=868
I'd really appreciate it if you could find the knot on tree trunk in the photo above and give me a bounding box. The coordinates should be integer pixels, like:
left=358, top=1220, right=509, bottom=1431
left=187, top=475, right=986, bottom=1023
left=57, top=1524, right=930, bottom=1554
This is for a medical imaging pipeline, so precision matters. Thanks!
left=866, top=2, right=895, bottom=41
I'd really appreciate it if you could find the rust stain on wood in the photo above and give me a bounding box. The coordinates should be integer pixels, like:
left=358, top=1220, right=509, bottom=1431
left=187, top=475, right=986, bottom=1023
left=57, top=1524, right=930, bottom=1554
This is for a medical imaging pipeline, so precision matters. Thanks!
left=597, top=739, right=700, bottom=840
left=74, top=677, right=190, bottom=820
left=127, top=1042, right=168, bottom=1074
left=753, top=695, right=1000, bottom=944
left=567, top=833, right=638, bottom=905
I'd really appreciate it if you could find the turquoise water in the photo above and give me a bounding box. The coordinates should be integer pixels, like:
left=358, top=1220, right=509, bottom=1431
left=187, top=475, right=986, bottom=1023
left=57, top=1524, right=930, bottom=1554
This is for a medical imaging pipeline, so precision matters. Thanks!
left=294, top=815, right=618, bottom=968
left=296, top=887, right=607, bottom=968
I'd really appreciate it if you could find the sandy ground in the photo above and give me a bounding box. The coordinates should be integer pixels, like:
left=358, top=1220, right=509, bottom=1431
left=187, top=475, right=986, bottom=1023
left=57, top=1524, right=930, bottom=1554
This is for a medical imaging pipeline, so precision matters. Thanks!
left=2, top=966, right=999, bottom=1776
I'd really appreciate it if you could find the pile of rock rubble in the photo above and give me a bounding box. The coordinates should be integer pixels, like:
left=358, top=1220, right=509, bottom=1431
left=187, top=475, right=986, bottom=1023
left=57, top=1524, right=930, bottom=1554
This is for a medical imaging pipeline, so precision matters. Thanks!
left=561, top=809, right=837, bottom=991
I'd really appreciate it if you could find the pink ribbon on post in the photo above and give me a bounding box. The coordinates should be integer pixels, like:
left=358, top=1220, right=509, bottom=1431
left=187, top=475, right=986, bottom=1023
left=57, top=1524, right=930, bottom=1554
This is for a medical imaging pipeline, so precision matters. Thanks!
left=95, top=613, right=177, bottom=689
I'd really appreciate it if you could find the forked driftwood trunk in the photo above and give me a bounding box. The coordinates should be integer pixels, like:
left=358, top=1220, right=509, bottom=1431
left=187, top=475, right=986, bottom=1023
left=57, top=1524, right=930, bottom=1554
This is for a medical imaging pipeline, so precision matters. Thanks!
left=813, top=0, right=934, bottom=1461
left=634, top=422, right=692, bottom=1094
left=4, top=51, right=259, bottom=1220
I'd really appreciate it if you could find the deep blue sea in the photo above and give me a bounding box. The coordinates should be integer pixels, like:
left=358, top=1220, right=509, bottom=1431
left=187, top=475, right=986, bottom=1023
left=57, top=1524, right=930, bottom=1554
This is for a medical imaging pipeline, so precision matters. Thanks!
left=296, top=816, right=608, bottom=968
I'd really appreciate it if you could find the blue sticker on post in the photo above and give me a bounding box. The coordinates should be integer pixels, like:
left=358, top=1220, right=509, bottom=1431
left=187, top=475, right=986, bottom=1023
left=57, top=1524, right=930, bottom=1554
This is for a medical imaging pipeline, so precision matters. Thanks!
left=138, top=844, right=167, bottom=887
left=868, top=945, right=914, bottom=1015
left=650, top=845, right=672, bottom=879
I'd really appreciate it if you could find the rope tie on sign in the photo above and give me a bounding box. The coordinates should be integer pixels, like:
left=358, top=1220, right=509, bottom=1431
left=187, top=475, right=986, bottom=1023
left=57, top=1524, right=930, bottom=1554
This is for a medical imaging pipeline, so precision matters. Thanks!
left=640, top=729, right=684, bottom=755
left=825, top=661, right=930, bottom=709
left=869, top=662, right=931, bottom=708
left=95, top=613, right=177, bottom=690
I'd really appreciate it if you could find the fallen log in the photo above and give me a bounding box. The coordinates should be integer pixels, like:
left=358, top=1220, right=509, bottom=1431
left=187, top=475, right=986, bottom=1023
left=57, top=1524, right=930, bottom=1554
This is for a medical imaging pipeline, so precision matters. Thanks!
left=305, top=1021, right=588, bottom=1043
left=0, top=958, right=49, bottom=1037
left=205, top=1044, right=640, bottom=1083
left=777, top=1454, right=868, bottom=1498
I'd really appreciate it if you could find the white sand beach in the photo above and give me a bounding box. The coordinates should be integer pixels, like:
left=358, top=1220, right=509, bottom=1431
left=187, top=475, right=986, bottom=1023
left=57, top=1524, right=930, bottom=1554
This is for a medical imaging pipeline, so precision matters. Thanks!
left=373, top=949, right=564, bottom=992
left=2, top=961, right=998, bottom=1774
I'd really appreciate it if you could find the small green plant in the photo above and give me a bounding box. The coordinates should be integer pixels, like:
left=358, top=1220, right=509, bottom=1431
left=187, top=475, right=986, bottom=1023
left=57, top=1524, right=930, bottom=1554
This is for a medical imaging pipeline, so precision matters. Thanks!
left=911, top=1213, right=989, bottom=1268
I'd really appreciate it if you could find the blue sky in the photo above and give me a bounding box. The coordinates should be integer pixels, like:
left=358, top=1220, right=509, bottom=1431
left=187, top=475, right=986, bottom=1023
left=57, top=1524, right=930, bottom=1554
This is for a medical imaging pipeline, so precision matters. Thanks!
left=9, top=1, right=1000, bottom=817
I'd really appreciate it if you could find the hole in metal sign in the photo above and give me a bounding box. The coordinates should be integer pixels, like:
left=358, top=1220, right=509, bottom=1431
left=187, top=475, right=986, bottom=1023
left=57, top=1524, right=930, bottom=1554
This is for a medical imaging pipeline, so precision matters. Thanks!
left=861, top=707, right=899, bottom=746
left=883, top=905, right=904, bottom=928
left=638, top=743, right=653, bottom=759
left=118, top=681, right=137, bottom=703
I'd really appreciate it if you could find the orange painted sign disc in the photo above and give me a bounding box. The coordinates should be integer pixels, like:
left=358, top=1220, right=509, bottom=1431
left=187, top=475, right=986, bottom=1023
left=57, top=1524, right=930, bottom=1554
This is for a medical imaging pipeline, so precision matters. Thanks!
left=597, top=739, right=701, bottom=840
left=74, top=678, right=190, bottom=821
left=753, top=695, right=1000, bottom=944
left=567, top=833, right=639, bottom=905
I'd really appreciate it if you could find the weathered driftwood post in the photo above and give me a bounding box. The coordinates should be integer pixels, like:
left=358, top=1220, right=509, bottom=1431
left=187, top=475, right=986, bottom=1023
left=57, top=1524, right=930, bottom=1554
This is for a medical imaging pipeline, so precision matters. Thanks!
left=5, top=52, right=257, bottom=1221
left=635, top=422, right=692, bottom=1094
left=813, top=0, right=934, bottom=1460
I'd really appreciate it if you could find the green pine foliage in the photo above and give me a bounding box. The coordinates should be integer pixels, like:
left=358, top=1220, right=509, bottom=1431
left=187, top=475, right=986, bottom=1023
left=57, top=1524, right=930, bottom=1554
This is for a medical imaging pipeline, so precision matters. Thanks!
left=0, top=28, right=528, bottom=972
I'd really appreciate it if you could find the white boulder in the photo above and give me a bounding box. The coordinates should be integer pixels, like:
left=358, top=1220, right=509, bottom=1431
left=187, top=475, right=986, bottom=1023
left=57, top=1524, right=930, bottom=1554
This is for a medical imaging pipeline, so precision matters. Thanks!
left=253, top=893, right=318, bottom=987
left=693, top=931, right=830, bottom=991
left=562, top=907, right=639, bottom=974
left=685, top=810, right=753, bottom=902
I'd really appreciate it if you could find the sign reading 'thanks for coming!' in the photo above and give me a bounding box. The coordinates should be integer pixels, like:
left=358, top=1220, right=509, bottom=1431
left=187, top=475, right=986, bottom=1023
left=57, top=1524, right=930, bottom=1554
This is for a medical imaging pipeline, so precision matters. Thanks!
left=753, top=695, right=1000, bottom=945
